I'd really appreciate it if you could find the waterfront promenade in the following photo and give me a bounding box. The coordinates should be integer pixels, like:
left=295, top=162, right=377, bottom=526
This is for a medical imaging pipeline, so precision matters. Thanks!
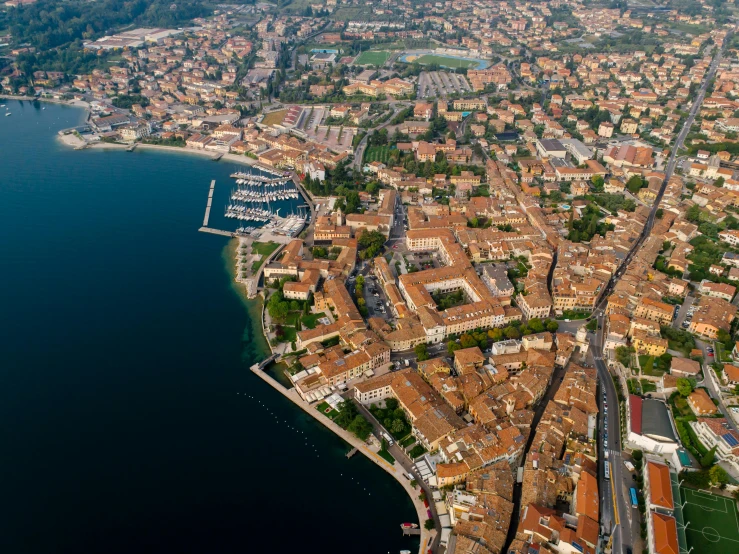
left=250, top=364, right=433, bottom=554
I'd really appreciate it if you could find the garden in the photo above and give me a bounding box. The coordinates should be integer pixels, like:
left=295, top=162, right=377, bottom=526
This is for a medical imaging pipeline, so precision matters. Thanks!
left=370, top=397, right=411, bottom=440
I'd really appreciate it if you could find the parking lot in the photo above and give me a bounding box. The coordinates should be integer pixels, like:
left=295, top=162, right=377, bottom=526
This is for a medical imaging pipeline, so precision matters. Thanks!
left=673, top=295, right=696, bottom=330
left=418, top=70, right=471, bottom=99
left=363, top=274, right=392, bottom=319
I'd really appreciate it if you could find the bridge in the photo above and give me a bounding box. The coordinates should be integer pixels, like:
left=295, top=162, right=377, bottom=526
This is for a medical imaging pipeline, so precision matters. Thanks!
left=250, top=353, right=279, bottom=372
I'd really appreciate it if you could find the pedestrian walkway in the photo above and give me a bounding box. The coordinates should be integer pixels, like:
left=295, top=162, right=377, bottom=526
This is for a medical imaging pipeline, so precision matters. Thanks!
left=250, top=365, right=434, bottom=554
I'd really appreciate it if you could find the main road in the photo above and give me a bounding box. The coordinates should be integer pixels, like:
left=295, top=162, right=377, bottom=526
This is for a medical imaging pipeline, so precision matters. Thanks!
left=588, top=38, right=728, bottom=554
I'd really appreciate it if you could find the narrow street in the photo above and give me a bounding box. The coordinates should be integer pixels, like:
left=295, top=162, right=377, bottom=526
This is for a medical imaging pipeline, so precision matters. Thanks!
left=503, top=360, right=568, bottom=551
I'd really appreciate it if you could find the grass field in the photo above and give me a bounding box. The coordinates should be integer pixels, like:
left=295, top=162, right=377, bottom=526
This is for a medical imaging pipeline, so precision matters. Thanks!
left=364, top=145, right=393, bottom=164
left=261, top=110, right=287, bottom=126
left=679, top=486, right=739, bottom=554
left=413, top=54, right=481, bottom=69
left=354, top=50, right=390, bottom=66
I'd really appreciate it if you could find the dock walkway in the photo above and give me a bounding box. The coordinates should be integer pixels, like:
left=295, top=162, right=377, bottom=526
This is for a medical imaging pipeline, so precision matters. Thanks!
left=248, top=364, right=431, bottom=554
left=203, top=180, right=215, bottom=227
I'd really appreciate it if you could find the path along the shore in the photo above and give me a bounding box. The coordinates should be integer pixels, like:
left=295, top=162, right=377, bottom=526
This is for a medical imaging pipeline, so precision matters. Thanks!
left=251, top=366, right=434, bottom=554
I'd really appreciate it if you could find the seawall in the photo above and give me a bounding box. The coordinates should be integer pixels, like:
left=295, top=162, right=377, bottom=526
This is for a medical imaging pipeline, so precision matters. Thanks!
left=249, top=365, right=431, bottom=554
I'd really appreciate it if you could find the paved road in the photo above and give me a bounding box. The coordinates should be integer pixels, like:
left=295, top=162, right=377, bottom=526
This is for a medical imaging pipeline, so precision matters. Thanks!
left=353, top=401, right=440, bottom=554
left=352, top=103, right=407, bottom=172
left=585, top=38, right=728, bottom=552
left=591, top=41, right=726, bottom=317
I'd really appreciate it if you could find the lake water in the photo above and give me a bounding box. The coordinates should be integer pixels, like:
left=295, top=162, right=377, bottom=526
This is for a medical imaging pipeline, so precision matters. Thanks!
left=0, top=100, right=418, bottom=554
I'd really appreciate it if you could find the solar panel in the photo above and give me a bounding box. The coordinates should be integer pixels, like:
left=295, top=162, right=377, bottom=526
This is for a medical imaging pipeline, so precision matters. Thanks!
left=723, top=433, right=739, bottom=447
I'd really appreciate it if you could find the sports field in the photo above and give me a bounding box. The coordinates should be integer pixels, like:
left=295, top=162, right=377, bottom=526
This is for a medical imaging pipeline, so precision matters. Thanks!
left=354, top=50, right=390, bottom=66
left=413, top=54, right=482, bottom=69
left=680, top=486, right=739, bottom=554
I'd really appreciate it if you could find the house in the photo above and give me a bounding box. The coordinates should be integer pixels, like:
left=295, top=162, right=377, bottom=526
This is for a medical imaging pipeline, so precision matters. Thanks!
left=691, top=417, right=739, bottom=475
left=670, top=357, right=701, bottom=377
left=687, top=389, right=718, bottom=416
left=700, top=280, right=736, bottom=302
left=645, top=461, right=674, bottom=511
left=722, top=364, right=739, bottom=386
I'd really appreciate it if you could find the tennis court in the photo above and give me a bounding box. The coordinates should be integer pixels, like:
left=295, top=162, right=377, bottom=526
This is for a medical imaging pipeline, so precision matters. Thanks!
left=680, top=486, right=739, bottom=554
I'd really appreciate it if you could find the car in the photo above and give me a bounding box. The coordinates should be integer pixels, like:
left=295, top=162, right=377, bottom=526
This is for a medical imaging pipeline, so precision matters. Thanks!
left=707, top=348, right=714, bottom=353
left=708, top=351, right=715, bottom=357
left=393, top=245, right=398, bottom=249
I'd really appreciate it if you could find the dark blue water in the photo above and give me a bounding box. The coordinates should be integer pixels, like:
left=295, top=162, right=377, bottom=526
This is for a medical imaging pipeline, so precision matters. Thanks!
left=0, top=100, right=417, bottom=554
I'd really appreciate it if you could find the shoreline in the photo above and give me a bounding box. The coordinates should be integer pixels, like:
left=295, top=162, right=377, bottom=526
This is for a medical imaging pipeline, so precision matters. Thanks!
left=250, top=365, right=431, bottom=554
left=52, top=113, right=427, bottom=552
left=57, top=135, right=264, bottom=167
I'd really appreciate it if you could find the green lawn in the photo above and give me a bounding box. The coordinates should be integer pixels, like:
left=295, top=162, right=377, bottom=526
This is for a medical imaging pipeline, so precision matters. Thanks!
left=555, top=310, right=590, bottom=320
left=640, top=355, right=668, bottom=376
left=672, top=394, right=697, bottom=420
left=251, top=256, right=265, bottom=272
left=679, top=487, right=739, bottom=554
left=640, top=379, right=657, bottom=393
left=316, top=401, right=339, bottom=420
left=400, top=435, right=417, bottom=448
left=301, top=311, right=326, bottom=329
left=413, top=54, right=481, bottom=69
left=275, top=325, right=297, bottom=343
left=716, top=342, right=730, bottom=364
left=378, top=448, right=395, bottom=464
left=409, top=444, right=427, bottom=459
left=354, top=50, right=390, bottom=66
left=253, top=241, right=280, bottom=257
left=364, top=145, right=393, bottom=164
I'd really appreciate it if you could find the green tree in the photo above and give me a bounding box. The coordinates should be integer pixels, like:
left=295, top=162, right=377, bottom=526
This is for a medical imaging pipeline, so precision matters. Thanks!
left=460, top=334, right=478, bottom=348
left=415, top=343, right=430, bottom=361
left=391, top=419, right=406, bottom=435
left=546, top=320, right=559, bottom=332
left=447, top=341, right=461, bottom=355
left=424, top=519, right=435, bottom=531
left=488, top=328, right=504, bottom=341
left=676, top=378, right=694, bottom=398
left=616, top=346, right=634, bottom=367
left=528, top=318, right=545, bottom=333
left=701, top=445, right=717, bottom=467
left=504, top=327, right=520, bottom=340
left=709, top=464, right=729, bottom=486
left=626, top=175, right=644, bottom=194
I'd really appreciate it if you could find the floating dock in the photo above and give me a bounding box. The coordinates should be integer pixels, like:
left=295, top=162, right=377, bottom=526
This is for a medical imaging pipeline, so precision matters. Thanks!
left=346, top=447, right=358, bottom=459
left=203, top=180, right=215, bottom=227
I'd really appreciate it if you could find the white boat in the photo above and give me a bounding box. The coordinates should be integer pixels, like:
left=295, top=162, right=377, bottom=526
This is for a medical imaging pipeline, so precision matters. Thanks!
left=400, top=551, right=412, bottom=554
left=5, top=113, right=10, bottom=116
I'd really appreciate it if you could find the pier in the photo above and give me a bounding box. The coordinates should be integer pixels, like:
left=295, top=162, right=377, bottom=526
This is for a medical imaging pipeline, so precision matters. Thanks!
left=346, top=447, right=358, bottom=459
left=199, top=226, right=235, bottom=237
left=402, top=528, right=422, bottom=536
left=203, top=180, right=216, bottom=227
